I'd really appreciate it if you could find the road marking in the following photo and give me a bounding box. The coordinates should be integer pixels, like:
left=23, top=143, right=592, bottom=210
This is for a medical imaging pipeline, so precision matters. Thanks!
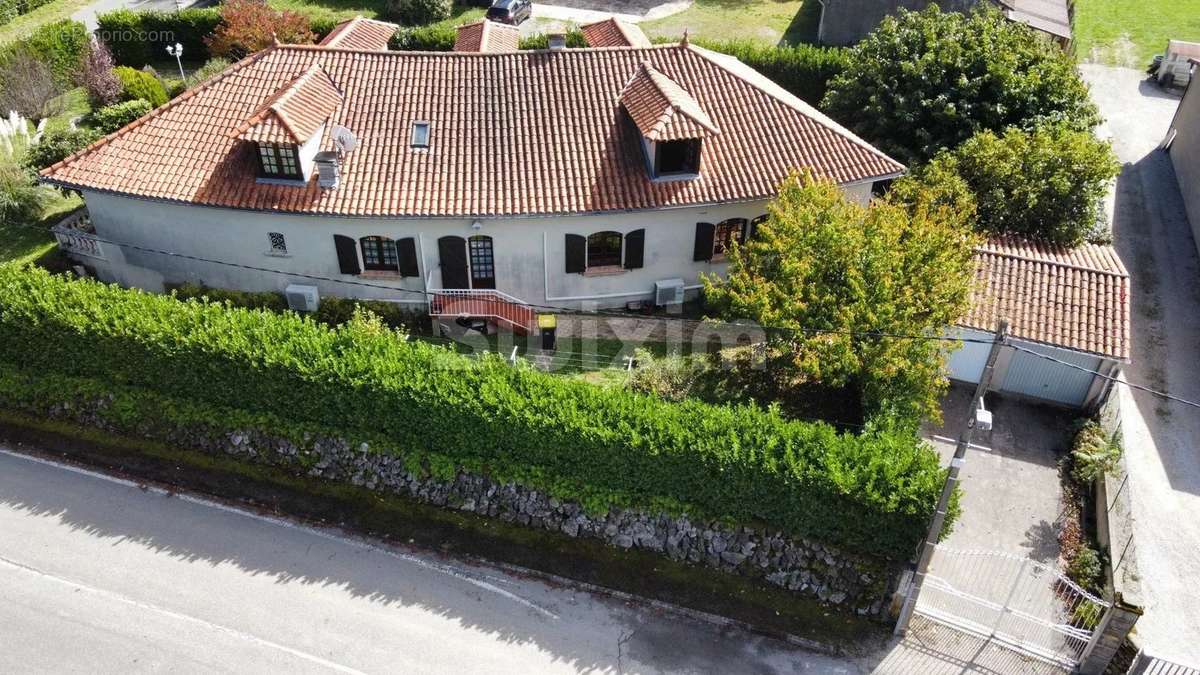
left=0, top=554, right=368, bottom=674
left=0, top=446, right=558, bottom=620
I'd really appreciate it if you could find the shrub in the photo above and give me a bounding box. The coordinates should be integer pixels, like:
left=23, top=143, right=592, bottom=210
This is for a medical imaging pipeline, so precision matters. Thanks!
left=692, top=39, right=849, bottom=106
left=78, top=39, right=122, bottom=108
left=0, top=265, right=951, bottom=561
left=626, top=349, right=712, bottom=402
left=0, top=158, right=47, bottom=224
left=0, top=49, right=62, bottom=120
left=192, top=56, right=232, bottom=83
left=170, top=282, right=427, bottom=332
left=0, top=0, right=56, bottom=27
left=309, top=16, right=339, bottom=41
left=22, top=125, right=99, bottom=170
left=1067, top=545, right=1104, bottom=592
left=171, top=283, right=289, bottom=312
left=0, top=20, right=89, bottom=93
left=390, top=22, right=457, bottom=50
left=97, top=8, right=223, bottom=67
left=703, top=172, right=977, bottom=425
left=384, top=0, right=451, bottom=26
left=87, top=99, right=153, bottom=134
left=1070, top=419, right=1123, bottom=485
left=822, top=6, right=1100, bottom=164
left=206, top=0, right=314, bottom=59
left=518, top=30, right=587, bottom=50
left=114, top=66, right=169, bottom=107
left=923, top=124, right=1120, bottom=246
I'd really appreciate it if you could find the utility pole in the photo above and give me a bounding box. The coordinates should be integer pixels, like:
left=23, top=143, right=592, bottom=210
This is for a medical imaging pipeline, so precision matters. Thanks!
left=894, top=318, right=1009, bottom=636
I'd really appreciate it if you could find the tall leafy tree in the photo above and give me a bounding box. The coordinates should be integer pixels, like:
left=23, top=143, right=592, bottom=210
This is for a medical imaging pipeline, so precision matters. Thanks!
left=822, top=5, right=1100, bottom=165
left=703, top=172, right=977, bottom=424
left=921, top=123, right=1120, bottom=246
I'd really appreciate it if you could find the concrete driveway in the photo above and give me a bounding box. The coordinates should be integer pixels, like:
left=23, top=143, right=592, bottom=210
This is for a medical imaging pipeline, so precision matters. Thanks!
left=1080, top=64, right=1200, bottom=666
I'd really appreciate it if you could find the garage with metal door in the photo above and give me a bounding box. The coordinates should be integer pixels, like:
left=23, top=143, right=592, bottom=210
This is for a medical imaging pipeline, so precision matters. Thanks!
left=946, top=237, right=1130, bottom=410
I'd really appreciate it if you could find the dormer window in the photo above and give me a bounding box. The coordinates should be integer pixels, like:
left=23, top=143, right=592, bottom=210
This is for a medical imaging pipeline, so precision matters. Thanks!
left=654, top=139, right=701, bottom=177
left=258, top=144, right=301, bottom=179
left=619, top=62, right=718, bottom=182
left=411, top=122, right=430, bottom=148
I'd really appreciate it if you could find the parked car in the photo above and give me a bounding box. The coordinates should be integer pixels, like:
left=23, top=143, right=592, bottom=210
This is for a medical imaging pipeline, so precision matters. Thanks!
left=486, top=0, right=531, bottom=25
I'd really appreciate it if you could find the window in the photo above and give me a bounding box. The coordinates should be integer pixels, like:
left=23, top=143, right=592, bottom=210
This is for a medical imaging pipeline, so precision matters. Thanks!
left=268, top=232, right=287, bottom=254
left=654, top=139, right=701, bottom=177
left=468, top=236, right=495, bottom=289
left=258, top=144, right=301, bottom=179
left=587, top=231, right=622, bottom=268
left=411, top=122, right=430, bottom=148
left=360, top=236, right=399, bottom=272
left=712, top=218, right=747, bottom=257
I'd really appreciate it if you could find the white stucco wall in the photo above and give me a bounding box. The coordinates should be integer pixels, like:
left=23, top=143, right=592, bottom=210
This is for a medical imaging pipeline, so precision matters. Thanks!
left=80, top=180, right=877, bottom=310
left=1168, top=80, right=1200, bottom=255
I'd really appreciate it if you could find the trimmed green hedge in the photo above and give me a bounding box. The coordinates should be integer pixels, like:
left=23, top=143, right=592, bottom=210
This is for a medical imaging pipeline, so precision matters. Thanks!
left=691, top=39, right=849, bottom=106
left=0, top=0, right=54, bottom=27
left=97, top=8, right=222, bottom=67
left=0, top=266, right=948, bottom=560
left=170, top=282, right=429, bottom=333
left=389, top=25, right=587, bottom=51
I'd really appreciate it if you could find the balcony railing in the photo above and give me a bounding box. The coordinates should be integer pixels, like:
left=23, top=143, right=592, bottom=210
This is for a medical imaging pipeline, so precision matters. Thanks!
left=52, top=209, right=104, bottom=260
left=429, top=289, right=536, bottom=333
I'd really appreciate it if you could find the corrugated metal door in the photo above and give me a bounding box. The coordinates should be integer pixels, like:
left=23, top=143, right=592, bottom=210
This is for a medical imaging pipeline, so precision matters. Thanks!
left=945, top=328, right=994, bottom=384
left=1001, top=340, right=1100, bottom=407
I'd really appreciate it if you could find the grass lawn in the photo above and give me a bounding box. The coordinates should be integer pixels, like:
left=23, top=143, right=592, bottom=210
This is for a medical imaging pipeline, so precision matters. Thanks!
left=0, top=192, right=82, bottom=265
left=268, top=0, right=484, bottom=28
left=0, top=0, right=92, bottom=45
left=1073, top=0, right=1200, bottom=67
left=641, top=0, right=818, bottom=46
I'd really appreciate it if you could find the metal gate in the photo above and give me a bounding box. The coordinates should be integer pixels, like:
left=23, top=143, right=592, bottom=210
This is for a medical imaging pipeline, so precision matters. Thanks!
left=914, top=546, right=1111, bottom=668
left=1001, top=340, right=1102, bottom=407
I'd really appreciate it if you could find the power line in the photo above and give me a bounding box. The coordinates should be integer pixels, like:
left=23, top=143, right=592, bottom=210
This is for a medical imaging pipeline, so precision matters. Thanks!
left=35, top=220, right=1200, bottom=410
left=1007, top=344, right=1200, bottom=410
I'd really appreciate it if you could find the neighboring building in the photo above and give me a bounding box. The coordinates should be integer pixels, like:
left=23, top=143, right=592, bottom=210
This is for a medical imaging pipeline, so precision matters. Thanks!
left=1166, top=66, right=1200, bottom=253
left=580, top=18, right=652, bottom=48
left=947, top=237, right=1130, bottom=409
left=816, top=0, right=1071, bottom=47
left=317, top=16, right=398, bottom=51
left=42, top=40, right=903, bottom=330
left=453, top=19, right=520, bottom=53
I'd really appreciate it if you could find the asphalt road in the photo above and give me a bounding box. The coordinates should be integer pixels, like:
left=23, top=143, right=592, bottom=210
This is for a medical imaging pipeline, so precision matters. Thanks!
left=1081, top=64, right=1200, bottom=666
left=0, top=446, right=858, bottom=674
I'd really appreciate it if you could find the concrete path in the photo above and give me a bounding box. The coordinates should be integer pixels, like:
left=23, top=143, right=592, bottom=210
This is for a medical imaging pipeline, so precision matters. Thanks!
left=1080, top=63, right=1200, bottom=667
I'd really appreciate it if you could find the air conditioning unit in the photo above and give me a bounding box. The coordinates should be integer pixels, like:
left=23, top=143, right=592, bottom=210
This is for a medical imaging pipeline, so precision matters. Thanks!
left=654, top=278, right=685, bottom=306
left=285, top=284, right=319, bottom=312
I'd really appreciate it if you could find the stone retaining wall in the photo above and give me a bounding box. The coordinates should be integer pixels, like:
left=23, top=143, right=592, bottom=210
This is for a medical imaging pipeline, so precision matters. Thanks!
left=41, top=394, right=898, bottom=618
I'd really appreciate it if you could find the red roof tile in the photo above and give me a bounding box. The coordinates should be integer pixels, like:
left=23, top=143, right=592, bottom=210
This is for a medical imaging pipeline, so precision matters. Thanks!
left=318, top=16, right=398, bottom=50
left=454, top=19, right=520, bottom=53
left=41, top=43, right=904, bottom=218
left=621, top=62, right=719, bottom=141
left=964, top=236, right=1130, bottom=360
left=581, top=18, right=651, bottom=48
left=237, top=63, right=343, bottom=143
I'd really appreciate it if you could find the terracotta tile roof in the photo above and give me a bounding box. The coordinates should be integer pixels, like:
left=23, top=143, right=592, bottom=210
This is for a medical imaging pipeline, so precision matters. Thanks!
left=40, top=43, right=904, bottom=218
left=620, top=62, right=719, bottom=141
left=581, top=18, right=651, bottom=48
left=454, top=19, right=520, bottom=53
left=317, top=16, right=398, bottom=50
left=964, top=236, right=1130, bottom=360
left=237, top=63, right=343, bottom=144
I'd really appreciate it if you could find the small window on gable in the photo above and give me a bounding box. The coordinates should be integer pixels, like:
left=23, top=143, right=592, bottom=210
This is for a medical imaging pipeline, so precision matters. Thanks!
left=654, top=139, right=701, bottom=177
left=258, top=143, right=301, bottom=179
left=411, top=122, right=430, bottom=148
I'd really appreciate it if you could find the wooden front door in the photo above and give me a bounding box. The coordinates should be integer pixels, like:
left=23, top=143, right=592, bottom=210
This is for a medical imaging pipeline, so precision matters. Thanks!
left=468, top=235, right=496, bottom=289
left=438, top=236, right=469, bottom=289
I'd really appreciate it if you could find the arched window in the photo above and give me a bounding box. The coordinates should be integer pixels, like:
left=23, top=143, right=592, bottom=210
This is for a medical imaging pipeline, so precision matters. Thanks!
left=587, top=231, right=622, bottom=268
left=360, top=236, right=398, bottom=271
left=713, top=218, right=747, bottom=257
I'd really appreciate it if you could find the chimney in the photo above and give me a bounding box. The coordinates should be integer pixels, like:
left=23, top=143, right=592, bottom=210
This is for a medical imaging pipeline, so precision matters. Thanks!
left=315, top=151, right=339, bottom=189
left=548, top=32, right=567, bottom=50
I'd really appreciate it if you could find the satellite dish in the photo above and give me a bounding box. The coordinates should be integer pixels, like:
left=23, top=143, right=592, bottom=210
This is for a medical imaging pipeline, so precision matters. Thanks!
left=332, top=125, right=357, bottom=154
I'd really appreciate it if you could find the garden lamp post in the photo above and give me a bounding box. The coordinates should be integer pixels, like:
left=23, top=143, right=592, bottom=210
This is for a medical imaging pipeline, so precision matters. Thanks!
left=166, top=43, right=185, bottom=82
